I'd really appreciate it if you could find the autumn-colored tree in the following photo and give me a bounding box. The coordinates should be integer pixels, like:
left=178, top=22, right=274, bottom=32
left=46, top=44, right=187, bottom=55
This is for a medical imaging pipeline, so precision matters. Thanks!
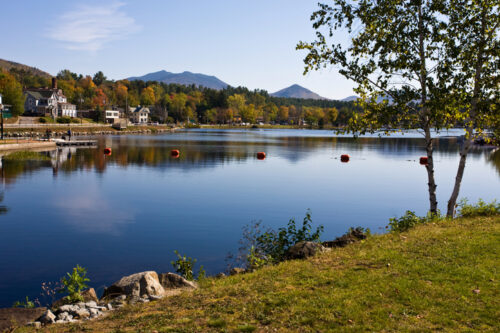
left=240, top=104, right=257, bottom=124
left=140, top=87, right=156, bottom=106
left=92, top=88, right=108, bottom=109
left=278, top=106, right=289, bottom=124
left=80, top=76, right=96, bottom=91
left=262, top=103, right=276, bottom=123
left=0, top=70, right=25, bottom=116
left=227, top=94, right=246, bottom=122
left=324, top=107, right=338, bottom=125
left=170, top=93, right=188, bottom=121
left=115, top=83, right=128, bottom=106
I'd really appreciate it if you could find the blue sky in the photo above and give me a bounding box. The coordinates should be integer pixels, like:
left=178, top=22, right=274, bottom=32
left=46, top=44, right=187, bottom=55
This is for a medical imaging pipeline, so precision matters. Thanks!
left=1, top=0, right=355, bottom=99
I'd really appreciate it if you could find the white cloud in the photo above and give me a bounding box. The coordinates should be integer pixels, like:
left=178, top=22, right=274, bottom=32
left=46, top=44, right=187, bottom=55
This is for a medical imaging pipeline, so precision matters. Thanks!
left=47, top=2, right=140, bottom=52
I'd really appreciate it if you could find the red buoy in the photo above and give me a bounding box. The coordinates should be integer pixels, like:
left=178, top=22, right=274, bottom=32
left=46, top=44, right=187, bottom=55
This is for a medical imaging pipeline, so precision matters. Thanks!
left=419, top=156, right=428, bottom=165
left=257, top=152, right=266, bottom=160
left=340, top=154, right=350, bottom=162
left=104, top=148, right=112, bottom=155
left=171, top=149, right=180, bottom=158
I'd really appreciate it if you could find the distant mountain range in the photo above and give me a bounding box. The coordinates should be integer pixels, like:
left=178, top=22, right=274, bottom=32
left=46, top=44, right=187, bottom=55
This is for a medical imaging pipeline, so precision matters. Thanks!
left=271, top=84, right=328, bottom=100
left=342, top=95, right=359, bottom=102
left=0, top=58, right=52, bottom=78
left=127, top=70, right=229, bottom=90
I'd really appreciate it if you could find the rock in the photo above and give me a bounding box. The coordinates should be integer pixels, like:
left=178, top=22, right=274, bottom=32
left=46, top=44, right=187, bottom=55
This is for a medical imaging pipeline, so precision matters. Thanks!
left=148, top=295, right=163, bottom=301
left=322, top=227, right=367, bottom=248
left=58, top=304, right=79, bottom=313
left=88, top=308, right=100, bottom=317
left=27, top=321, right=42, bottom=329
left=38, top=310, right=56, bottom=324
left=230, top=267, right=246, bottom=275
left=0, top=308, right=47, bottom=331
left=159, top=273, right=198, bottom=289
left=216, top=273, right=226, bottom=278
left=81, top=288, right=99, bottom=303
left=102, top=271, right=165, bottom=300
left=51, top=288, right=98, bottom=308
left=106, top=303, right=113, bottom=311
left=56, top=312, right=73, bottom=321
left=286, top=241, right=324, bottom=260
left=84, top=301, right=97, bottom=308
left=74, top=308, right=90, bottom=319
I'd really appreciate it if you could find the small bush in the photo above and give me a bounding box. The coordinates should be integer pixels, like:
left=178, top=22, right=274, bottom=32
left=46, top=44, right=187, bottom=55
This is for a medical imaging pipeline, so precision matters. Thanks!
left=457, top=199, right=500, bottom=217
left=171, top=250, right=205, bottom=281
left=56, top=116, right=72, bottom=124
left=387, top=210, right=442, bottom=232
left=59, top=265, right=90, bottom=303
left=39, top=117, right=54, bottom=123
left=234, top=210, right=324, bottom=269
left=12, top=296, right=35, bottom=308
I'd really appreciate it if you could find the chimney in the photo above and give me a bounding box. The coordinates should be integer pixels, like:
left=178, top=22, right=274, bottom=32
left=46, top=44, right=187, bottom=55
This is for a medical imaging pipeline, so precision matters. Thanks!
left=52, top=78, right=57, bottom=90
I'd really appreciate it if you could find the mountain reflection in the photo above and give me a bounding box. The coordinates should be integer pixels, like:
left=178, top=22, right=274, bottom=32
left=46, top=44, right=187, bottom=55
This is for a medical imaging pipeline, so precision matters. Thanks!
left=0, top=133, right=498, bottom=184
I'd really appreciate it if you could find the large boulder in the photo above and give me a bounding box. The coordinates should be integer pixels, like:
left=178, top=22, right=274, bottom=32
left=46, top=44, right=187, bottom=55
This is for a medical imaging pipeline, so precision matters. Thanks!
left=0, top=307, right=46, bottom=331
left=286, top=241, right=324, bottom=260
left=51, top=288, right=98, bottom=308
left=158, top=273, right=197, bottom=290
left=102, top=271, right=165, bottom=300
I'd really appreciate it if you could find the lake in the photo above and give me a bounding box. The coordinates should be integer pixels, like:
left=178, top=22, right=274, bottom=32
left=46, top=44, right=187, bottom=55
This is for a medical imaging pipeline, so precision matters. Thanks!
left=0, top=128, right=499, bottom=307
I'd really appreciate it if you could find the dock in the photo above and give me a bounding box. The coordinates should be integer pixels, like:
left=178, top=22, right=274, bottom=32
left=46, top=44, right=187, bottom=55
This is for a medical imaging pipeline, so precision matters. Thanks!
left=54, top=139, right=97, bottom=147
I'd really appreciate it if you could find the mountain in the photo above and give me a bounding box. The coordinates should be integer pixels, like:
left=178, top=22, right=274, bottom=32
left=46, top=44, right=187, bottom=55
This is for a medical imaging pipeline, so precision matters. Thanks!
left=0, top=58, right=52, bottom=78
left=127, top=70, right=229, bottom=90
left=341, top=95, right=394, bottom=103
left=342, top=95, right=359, bottom=102
left=271, top=84, right=328, bottom=100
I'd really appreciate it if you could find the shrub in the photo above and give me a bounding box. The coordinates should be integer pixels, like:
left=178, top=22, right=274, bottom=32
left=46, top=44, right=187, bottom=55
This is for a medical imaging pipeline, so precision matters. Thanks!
left=56, top=116, right=72, bottom=124
left=457, top=198, right=500, bottom=217
left=171, top=250, right=205, bottom=281
left=59, top=265, right=90, bottom=303
left=234, top=210, right=324, bottom=269
left=12, top=296, right=35, bottom=308
left=387, top=210, right=442, bottom=232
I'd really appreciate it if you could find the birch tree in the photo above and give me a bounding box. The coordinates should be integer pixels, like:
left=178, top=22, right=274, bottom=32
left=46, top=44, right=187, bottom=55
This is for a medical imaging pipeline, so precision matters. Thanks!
left=297, top=0, right=499, bottom=215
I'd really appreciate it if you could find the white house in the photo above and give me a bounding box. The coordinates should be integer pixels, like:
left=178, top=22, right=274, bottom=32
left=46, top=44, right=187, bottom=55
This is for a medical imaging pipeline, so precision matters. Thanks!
left=105, top=110, right=120, bottom=123
left=130, top=106, right=150, bottom=124
left=23, top=78, right=76, bottom=117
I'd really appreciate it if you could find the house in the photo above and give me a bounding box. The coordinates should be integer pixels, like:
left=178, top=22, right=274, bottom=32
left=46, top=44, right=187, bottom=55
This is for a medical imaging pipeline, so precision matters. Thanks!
left=24, top=78, right=76, bottom=117
left=129, top=106, right=150, bottom=124
left=105, top=110, right=120, bottom=123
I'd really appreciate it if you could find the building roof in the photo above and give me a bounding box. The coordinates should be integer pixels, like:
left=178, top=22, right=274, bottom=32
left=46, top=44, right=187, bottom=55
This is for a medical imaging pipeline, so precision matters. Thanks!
left=132, top=106, right=150, bottom=113
left=25, top=90, right=55, bottom=99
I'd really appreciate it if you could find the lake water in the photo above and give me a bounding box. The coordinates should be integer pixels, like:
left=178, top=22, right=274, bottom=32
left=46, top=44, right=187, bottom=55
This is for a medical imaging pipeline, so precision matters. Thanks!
left=0, top=129, right=499, bottom=307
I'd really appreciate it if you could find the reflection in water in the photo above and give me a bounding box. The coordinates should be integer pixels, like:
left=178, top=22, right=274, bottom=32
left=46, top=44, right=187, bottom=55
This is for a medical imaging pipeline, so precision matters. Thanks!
left=53, top=188, right=135, bottom=235
left=487, top=149, right=500, bottom=177
left=0, top=134, right=489, bottom=181
left=0, top=192, right=8, bottom=215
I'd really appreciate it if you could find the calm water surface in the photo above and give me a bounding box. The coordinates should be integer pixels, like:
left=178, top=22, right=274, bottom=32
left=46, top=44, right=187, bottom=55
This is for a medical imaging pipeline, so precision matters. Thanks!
left=0, top=129, right=499, bottom=306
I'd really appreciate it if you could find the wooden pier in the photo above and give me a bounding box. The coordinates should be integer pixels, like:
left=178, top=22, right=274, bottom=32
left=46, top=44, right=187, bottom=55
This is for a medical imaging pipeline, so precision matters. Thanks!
left=55, top=139, right=97, bottom=147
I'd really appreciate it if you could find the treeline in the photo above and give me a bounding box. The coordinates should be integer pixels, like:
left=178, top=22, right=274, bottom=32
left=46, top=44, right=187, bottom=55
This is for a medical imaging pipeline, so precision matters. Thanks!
left=0, top=68, right=360, bottom=126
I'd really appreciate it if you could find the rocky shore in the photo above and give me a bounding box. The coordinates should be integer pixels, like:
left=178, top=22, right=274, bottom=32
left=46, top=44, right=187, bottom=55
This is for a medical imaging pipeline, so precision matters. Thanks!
left=3, top=127, right=176, bottom=138
left=0, top=271, right=197, bottom=331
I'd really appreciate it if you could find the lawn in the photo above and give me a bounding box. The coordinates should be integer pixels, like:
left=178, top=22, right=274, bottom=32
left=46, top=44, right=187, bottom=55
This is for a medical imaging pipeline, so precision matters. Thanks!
left=17, top=215, right=500, bottom=332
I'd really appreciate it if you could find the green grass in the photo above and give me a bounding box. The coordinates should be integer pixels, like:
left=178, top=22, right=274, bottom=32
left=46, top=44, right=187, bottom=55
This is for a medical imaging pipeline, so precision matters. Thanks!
left=16, top=215, right=500, bottom=332
left=3, top=151, right=50, bottom=161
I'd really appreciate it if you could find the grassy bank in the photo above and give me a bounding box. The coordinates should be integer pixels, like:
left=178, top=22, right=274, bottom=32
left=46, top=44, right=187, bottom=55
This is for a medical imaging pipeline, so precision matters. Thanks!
left=20, top=215, right=499, bottom=332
